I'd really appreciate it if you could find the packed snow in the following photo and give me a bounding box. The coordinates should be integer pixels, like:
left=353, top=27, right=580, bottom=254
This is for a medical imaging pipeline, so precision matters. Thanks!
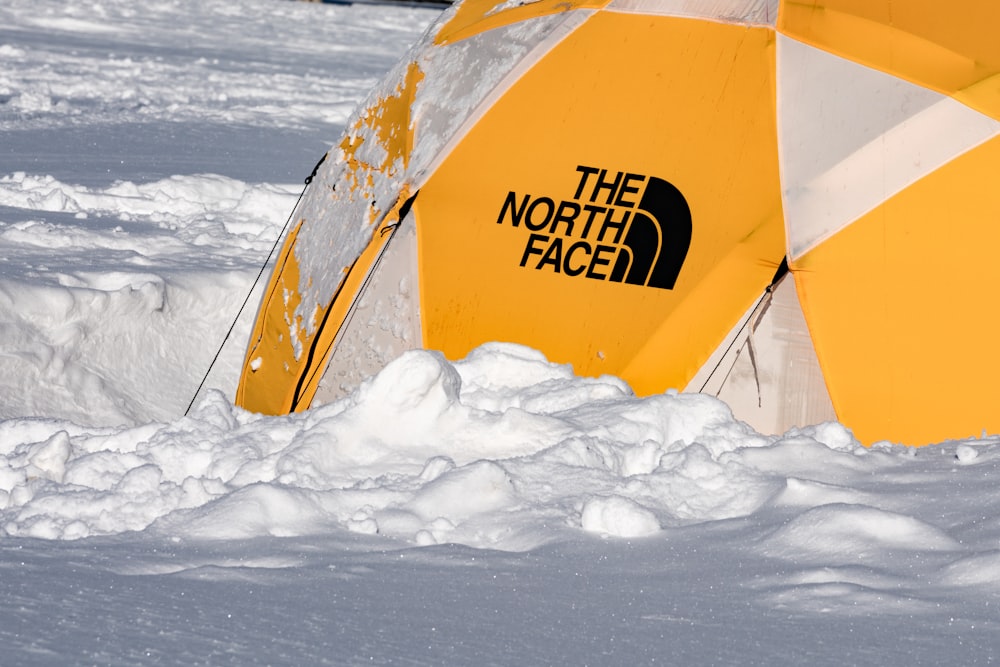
left=2, top=0, right=1000, bottom=664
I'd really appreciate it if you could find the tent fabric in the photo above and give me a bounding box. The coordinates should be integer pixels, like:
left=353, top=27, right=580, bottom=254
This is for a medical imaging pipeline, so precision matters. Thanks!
left=311, top=214, right=422, bottom=405
left=237, top=0, right=1000, bottom=446
left=777, top=36, right=1000, bottom=260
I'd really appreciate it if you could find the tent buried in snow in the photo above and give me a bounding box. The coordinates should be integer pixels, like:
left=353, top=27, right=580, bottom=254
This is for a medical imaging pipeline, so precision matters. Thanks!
left=235, top=0, right=1000, bottom=446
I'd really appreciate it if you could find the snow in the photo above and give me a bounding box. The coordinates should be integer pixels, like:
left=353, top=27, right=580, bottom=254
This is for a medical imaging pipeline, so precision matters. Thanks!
left=2, top=0, right=1000, bottom=664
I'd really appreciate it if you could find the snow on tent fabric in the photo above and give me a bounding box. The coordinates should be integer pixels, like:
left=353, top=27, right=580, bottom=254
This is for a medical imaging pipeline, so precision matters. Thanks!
left=235, top=0, right=1000, bottom=447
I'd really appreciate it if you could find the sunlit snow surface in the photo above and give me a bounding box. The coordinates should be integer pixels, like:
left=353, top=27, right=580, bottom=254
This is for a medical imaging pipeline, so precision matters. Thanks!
left=2, top=1, right=1000, bottom=665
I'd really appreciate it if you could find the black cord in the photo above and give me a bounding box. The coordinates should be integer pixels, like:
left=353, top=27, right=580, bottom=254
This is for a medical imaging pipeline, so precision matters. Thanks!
left=697, top=258, right=788, bottom=394
left=182, top=155, right=326, bottom=416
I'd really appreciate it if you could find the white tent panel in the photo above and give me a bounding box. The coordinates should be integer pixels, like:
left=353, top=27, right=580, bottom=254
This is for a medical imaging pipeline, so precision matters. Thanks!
left=777, top=35, right=1000, bottom=260
left=687, top=275, right=836, bottom=435
left=312, top=219, right=423, bottom=406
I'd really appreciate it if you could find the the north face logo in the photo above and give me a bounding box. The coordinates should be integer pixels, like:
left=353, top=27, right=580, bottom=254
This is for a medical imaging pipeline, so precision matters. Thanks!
left=496, top=165, right=691, bottom=290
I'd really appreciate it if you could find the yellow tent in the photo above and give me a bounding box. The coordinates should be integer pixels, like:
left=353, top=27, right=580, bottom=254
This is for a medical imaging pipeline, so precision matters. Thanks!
left=236, top=0, right=1000, bottom=446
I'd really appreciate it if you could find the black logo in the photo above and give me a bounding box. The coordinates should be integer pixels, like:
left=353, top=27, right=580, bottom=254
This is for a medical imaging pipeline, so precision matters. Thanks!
left=496, top=165, right=691, bottom=290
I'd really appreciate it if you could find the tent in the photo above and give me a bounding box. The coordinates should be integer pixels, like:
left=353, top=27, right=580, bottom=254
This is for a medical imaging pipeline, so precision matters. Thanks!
left=235, top=0, right=1000, bottom=446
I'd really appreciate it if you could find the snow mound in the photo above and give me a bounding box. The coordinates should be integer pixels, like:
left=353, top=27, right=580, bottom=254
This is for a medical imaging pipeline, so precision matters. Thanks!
left=0, top=172, right=298, bottom=425
left=580, top=495, right=661, bottom=538
left=761, top=503, right=963, bottom=564
left=0, top=345, right=793, bottom=548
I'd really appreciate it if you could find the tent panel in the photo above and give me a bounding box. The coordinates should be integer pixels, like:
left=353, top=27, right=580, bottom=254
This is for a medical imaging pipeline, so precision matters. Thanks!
left=778, top=35, right=938, bottom=189
left=792, top=135, right=1000, bottom=445
left=235, top=221, right=308, bottom=415
left=778, top=0, right=1000, bottom=120
left=414, top=11, right=784, bottom=396
left=778, top=36, right=1000, bottom=260
left=312, top=212, right=422, bottom=406
left=691, top=273, right=836, bottom=434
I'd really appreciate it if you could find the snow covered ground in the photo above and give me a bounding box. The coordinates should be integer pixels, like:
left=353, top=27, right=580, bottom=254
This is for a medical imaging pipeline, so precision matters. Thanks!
left=2, top=1, right=1000, bottom=664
